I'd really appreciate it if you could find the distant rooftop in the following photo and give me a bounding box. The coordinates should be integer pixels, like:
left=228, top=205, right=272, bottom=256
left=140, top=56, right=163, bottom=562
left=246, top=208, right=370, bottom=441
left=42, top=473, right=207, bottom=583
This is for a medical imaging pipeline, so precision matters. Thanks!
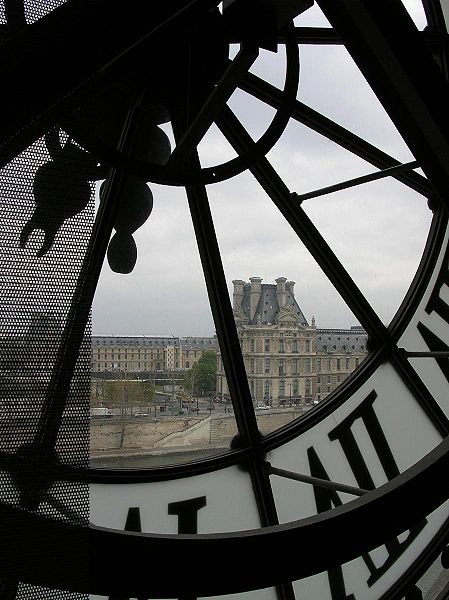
left=316, top=327, right=367, bottom=352
left=91, top=335, right=219, bottom=349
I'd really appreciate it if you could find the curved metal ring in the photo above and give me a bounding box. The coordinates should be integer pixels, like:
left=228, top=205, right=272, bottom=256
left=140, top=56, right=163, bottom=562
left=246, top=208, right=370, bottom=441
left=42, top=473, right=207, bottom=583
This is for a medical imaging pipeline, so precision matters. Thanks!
left=1, top=436, right=448, bottom=597
left=66, top=22, right=299, bottom=186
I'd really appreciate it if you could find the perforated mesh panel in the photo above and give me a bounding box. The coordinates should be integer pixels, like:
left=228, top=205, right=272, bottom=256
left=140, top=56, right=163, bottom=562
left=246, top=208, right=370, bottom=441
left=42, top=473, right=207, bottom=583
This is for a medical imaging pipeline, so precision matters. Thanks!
left=0, top=2, right=91, bottom=597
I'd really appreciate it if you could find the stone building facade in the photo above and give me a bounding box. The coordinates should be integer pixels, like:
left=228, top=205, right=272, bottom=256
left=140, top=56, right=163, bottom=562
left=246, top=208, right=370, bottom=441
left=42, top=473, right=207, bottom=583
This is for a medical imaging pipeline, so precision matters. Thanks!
left=91, top=335, right=218, bottom=375
left=216, top=277, right=368, bottom=406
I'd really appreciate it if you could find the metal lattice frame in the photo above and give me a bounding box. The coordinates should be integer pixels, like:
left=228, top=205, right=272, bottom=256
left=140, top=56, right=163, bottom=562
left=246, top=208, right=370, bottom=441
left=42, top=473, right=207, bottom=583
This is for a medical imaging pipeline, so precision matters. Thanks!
left=0, top=1, right=449, bottom=598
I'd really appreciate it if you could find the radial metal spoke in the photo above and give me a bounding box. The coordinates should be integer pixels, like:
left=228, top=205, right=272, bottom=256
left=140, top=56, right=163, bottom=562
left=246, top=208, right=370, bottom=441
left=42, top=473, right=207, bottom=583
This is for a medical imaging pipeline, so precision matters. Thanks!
left=401, top=351, right=449, bottom=358
left=33, top=102, right=143, bottom=455
left=176, top=143, right=297, bottom=600
left=170, top=107, right=258, bottom=443
left=316, top=0, right=449, bottom=212
left=169, top=45, right=259, bottom=167
left=42, top=493, right=89, bottom=527
left=273, top=27, right=448, bottom=50
left=265, top=462, right=369, bottom=496
left=292, top=160, right=419, bottom=202
left=4, top=0, right=26, bottom=28
left=240, top=71, right=431, bottom=198
left=388, top=347, right=449, bottom=436
left=216, top=105, right=388, bottom=345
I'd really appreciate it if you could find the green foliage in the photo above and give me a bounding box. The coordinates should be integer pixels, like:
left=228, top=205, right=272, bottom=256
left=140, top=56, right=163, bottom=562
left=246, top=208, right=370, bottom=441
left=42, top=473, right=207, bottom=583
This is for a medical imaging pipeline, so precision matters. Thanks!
left=183, top=350, right=217, bottom=395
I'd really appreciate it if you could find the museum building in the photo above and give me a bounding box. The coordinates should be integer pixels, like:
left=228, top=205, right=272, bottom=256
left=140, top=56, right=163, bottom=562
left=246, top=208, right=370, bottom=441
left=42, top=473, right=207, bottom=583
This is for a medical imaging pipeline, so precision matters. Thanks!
left=216, top=277, right=368, bottom=405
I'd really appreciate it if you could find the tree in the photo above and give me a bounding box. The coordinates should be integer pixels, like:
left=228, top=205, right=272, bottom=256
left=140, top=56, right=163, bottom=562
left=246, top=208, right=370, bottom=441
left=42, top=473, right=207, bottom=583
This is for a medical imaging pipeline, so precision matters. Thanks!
left=102, top=379, right=146, bottom=415
left=183, top=350, right=217, bottom=396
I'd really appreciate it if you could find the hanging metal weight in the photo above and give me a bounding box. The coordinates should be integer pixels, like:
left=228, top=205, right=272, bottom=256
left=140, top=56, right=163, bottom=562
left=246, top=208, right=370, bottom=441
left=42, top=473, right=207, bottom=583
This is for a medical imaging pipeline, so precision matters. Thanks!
left=101, top=175, right=153, bottom=274
left=20, top=133, right=98, bottom=257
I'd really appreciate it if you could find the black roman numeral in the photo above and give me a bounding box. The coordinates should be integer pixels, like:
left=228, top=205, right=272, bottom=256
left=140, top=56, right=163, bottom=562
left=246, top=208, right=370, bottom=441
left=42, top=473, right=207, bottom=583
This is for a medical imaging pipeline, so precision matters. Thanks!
left=108, top=507, right=144, bottom=600
left=418, top=241, right=449, bottom=385
left=108, top=498, right=207, bottom=600
left=404, top=585, right=424, bottom=600
left=168, top=495, right=207, bottom=534
left=308, top=391, right=426, bottom=598
left=424, top=240, right=449, bottom=324
left=168, top=496, right=207, bottom=600
left=417, top=321, right=449, bottom=385
left=308, top=446, right=356, bottom=600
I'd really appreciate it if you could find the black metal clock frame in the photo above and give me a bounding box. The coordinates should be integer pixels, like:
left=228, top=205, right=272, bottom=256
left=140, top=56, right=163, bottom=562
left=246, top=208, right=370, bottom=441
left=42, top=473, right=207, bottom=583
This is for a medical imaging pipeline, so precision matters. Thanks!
left=0, top=0, right=449, bottom=598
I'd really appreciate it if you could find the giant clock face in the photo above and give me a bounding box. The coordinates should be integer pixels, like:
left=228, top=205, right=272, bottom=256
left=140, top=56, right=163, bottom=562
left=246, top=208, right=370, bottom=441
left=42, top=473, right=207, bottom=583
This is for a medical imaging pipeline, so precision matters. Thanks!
left=0, top=1, right=449, bottom=600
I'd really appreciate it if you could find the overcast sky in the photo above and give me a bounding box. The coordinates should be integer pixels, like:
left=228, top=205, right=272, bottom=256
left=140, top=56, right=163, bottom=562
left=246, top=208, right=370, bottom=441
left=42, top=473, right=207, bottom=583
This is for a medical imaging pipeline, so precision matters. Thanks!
left=92, top=1, right=432, bottom=338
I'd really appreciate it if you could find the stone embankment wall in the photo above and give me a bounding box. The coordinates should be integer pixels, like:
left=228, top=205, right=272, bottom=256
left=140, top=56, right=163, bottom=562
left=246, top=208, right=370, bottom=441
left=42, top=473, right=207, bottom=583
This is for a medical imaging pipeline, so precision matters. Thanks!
left=90, top=409, right=307, bottom=453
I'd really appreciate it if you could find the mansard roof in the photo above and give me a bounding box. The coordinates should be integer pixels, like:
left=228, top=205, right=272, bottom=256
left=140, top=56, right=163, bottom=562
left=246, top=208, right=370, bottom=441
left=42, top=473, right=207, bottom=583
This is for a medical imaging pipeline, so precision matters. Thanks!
left=92, top=335, right=174, bottom=347
left=241, top=282, right=308, bottom=326
left=180, top=337, right=219, bottom=350
left=91, top=335, right=218, bottom=349
left=316, top=326, right=367, bottom=352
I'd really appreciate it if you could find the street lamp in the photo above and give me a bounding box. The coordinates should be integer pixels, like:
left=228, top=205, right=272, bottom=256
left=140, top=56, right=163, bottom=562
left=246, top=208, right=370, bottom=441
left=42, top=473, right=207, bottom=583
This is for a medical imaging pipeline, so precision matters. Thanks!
left=153, top=367, right=157, bottom=418
left=190, top=369, right=195, bottom=416
left=172, top=334, right=183, bottom=412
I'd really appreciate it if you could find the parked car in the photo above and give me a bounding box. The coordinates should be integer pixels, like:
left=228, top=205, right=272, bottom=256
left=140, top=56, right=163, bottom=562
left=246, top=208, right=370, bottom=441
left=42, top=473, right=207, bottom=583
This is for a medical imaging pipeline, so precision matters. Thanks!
left=90, top=407, right=112, bottom=417
left=133, top=410, right=149, bottom=417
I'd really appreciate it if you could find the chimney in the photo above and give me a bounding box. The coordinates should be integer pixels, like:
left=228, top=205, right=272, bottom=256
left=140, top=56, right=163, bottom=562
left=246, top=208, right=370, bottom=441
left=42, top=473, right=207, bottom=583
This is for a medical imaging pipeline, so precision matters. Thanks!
left=286, top=280, right=295, bottom=298
left=275, top=277, right=287, bottom=308
left=232, top=279, right=245, bottom=311
left=250, top=277, right=262, bottom=320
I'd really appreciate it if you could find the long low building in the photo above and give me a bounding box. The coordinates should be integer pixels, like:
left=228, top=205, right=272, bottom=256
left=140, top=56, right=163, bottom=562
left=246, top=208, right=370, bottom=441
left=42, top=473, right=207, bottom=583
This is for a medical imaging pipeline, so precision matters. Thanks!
left=91, top=335, right=219, bottom=375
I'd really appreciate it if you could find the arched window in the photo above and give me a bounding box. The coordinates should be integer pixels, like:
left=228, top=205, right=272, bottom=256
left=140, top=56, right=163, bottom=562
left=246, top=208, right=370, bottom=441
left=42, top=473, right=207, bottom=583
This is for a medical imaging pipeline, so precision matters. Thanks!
left=264, top=380, right=270, bottom=400
left=293, top=379, right=299, bottom=396
left=279, top=379, right=285, bottom=398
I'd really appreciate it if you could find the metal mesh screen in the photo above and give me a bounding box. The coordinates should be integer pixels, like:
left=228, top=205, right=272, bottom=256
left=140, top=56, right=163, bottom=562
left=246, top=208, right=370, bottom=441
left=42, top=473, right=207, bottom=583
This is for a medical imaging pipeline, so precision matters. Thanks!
left=0, top=3, right=92, bottom=596
left=0, top=137, right=91, bottom=598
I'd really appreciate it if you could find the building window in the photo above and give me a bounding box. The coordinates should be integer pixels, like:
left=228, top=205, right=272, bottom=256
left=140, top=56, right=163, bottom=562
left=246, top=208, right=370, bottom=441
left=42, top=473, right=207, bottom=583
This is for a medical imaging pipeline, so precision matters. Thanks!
left=336, top=358, right=341, bottom=370
left=279, top=359, right=285, bottom=376
left=293, top=379, right=299, bottom=396
left=316, top=358, right=321, bottom=372
left=264, top=338, right=270, bottom=352
left=264, top=358, right=270, bottom=373
left=279, top=338, right=284, bottom=353
left=250, top=338, right=255, bottom=352
left=292, top=358, right=299, bottom=374
left=279, top=379, right=285, bottom=398
left=292, top=340, right=298, bottom=353
left=305, top=378, right=311, bottom=397
left=304, top=358, right=311, bottom=372
left=250, top=358, right=255, bottom=374
left=355, top=357, right=360, bottom=367
left=305, top=339, right=310, bottom=352
left=326, top=358, right=331, bottom=371
left=264, top=380, right=270, bottom=400
left=346, top=358, right=350, bottom=369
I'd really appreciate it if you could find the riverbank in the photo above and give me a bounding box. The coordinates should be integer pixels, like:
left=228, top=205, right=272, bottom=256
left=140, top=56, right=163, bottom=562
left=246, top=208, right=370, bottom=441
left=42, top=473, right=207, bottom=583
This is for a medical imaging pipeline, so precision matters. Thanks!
left=90, top=407, right=306, bottom=456
left=90, top=444, right=230, bottom=468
